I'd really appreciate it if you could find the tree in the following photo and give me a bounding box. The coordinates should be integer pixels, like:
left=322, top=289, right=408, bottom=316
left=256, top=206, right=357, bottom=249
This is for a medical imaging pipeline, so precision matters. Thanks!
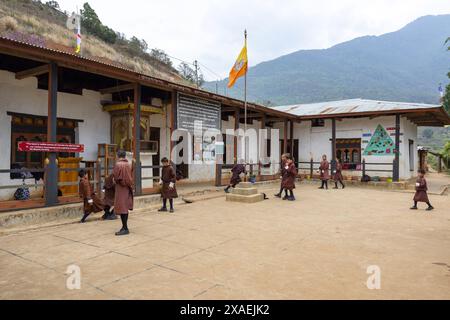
left=177, top=62, right=204, bottom=87
left=80, top=2, right=117, bottom=44
left=150, top=48, right=172, bottom=67
left=45, top=1, right=60, bottom=10
left=444, top=37, right=450, bottom=114
left=422, top=128, right=434, bottom=139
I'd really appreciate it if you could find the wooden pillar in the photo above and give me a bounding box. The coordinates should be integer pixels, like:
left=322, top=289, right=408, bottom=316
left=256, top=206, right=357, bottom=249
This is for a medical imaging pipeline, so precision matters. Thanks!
left=133, top=83, right=142, bottom=195
left=393, top=114, right=400, bottom=182
left=234, top=108, right=239, bottom=163
left=45, top=62, right=58, bottom=206
left=283, top=119, right=288, bottom=154
left=331, top=118, right=336, bottom=161
left=289, top=119, right=294, bottom=156
left=170, top=90, right=177, bottom=161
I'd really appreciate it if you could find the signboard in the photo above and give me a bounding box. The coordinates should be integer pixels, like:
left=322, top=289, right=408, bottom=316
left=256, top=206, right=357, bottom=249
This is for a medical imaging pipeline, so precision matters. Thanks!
left=177, top=93, right=221, bottom=132
left=18, top=141, right=84, bottom=153
left=363, top=124, right=398, bottom=156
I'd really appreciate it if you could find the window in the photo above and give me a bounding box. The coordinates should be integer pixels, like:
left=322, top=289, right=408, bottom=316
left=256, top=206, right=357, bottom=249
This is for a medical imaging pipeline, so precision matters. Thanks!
left=335, top=138, right=362, bottom=170
left=9, top=112, right=80, bottom=179
left=311, top=119, right=325, bottom=127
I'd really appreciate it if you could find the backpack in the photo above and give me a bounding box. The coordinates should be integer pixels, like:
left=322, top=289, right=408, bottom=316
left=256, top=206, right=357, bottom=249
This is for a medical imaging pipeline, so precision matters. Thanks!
left=14, top=187, right=30, bottom=200
left=361, top=175, right=371, bottom=183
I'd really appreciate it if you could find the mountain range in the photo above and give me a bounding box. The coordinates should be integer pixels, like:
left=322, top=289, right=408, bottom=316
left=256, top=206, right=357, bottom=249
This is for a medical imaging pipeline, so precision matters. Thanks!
left=204, top=14, right=450, bottom=106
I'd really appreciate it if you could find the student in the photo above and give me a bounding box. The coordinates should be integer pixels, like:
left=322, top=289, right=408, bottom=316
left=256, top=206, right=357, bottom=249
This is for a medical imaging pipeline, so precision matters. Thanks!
left=318, top=154, right=330, bottom=189
left=101, top=173, right=117, bottom=220
left=274, top=153, right=289, bottom=198
left=332, top=158, right=345, bottom=189
left=113, top=150, right=134, bottom=236
left=224, top=159, right=246, bottom=193
left=281, top=155, right=297, bottom=201
left=78, top=169, right=104, bottom=223
left=159, top=157, right=178, bottom=213
left=411, top=169, right=434, bottom=211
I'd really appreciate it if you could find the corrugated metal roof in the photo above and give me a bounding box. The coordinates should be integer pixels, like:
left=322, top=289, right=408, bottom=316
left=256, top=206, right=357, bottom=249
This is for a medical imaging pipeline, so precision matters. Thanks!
left=272, top=99, right=441, bottom=116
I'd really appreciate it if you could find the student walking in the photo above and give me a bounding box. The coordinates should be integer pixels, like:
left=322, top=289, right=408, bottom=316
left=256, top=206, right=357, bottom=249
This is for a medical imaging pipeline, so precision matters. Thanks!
left=78, top=169, right=104, bottom=223
left=281, top=155, right=298, bottom=201
left=113, top=150, right=134, bottom=236
left=410, top=169, right=434, bottom=211
left=318, top=154, right=330, bottom=189
left=332, top=158, right=345, bottom=189
left=275, top=153, right=289, bottom=198
left=159, top=157, right=178, bottom=213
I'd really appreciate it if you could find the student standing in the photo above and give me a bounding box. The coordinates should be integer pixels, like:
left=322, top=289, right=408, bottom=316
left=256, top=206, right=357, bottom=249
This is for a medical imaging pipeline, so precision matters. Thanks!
left=224, top=159, right=246, bottom=193
left=78, top=169, right=104, bottom=223
left=274, top=153, right=289, bottom=198
left=159, top=157, right=178, bottom=213
left=113, top=150, right=134, bottom=236
left=318, top=154, right=330, bottom=189
left=281, top=155, right=297, bottom=201
left=411, top=169, right=434, bottom=211
left=102, top=173, right=117, bottom=220
left=332, top=158, right=345, bottom=189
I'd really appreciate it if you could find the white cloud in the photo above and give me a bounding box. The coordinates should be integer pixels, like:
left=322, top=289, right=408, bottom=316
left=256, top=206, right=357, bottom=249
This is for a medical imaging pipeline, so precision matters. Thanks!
left=57, top=0, right=450, bottom=80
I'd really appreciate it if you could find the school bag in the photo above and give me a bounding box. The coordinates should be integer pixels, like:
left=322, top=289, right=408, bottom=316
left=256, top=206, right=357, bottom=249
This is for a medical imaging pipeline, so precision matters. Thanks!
left=14, top=186, right=30, bottom=200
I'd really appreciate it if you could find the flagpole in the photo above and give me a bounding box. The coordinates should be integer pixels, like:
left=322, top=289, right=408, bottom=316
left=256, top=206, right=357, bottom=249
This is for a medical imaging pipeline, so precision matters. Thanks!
left=244, top=29, right=248, bottom=172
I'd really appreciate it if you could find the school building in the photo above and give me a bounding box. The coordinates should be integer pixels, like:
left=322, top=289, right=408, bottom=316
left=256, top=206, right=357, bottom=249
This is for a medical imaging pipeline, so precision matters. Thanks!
left=0, top=36, right=449, bottom=210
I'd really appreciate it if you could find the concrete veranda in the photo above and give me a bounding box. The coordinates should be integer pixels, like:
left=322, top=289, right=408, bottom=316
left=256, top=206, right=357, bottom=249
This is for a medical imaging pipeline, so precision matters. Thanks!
left=0, top=182, right=449, bottom=300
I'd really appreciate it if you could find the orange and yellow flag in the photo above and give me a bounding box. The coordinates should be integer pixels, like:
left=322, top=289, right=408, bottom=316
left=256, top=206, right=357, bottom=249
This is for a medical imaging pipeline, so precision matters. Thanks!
left=227, top=42, right=248, bottom=88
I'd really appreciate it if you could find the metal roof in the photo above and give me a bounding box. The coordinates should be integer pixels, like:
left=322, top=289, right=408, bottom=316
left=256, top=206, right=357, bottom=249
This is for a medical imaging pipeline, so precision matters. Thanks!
left=272, top=99, right=441, bottom=116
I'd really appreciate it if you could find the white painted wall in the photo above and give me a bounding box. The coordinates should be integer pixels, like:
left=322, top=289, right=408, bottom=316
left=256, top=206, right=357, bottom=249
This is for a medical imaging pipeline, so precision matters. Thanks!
left=295, top=116, right=417, bottom=179
left=0, top=70, right=111, bottom=200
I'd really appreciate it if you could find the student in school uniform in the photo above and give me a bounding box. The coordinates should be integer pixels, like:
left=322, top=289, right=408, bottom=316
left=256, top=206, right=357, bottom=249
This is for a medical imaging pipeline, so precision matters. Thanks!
left=410, top=169, right=434, bottom=211
left=281, top=155, right=298, bottom=201
left=332, top=158, right=345, bottom=189
left=159, top=157, right=178, bottom=213
left=78, top=169, right=104, bottom=223
left=113, top=150, right=134, bottom=236
left=318, top=154, right=330, bottom=189
left=274, top=153, right=289, bottom=198
left=101, top=173, right=117, bottom=220
left=224, top=159, right=246, bottom=193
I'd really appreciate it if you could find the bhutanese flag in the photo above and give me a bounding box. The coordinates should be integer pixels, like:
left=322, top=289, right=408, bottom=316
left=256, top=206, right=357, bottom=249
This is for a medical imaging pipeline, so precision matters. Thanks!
left=227, top=42, right=248, bottom=88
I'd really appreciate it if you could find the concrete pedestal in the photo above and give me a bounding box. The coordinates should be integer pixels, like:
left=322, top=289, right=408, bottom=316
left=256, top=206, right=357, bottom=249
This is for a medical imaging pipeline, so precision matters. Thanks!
left=226, top=182, right=264, bottom=203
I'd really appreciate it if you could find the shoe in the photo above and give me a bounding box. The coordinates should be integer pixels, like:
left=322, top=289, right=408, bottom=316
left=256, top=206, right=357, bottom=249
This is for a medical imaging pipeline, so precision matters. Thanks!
left=158, top=207, right=168, bottom=212
left=115, top=228, right=130, bottom=236
left=274, top=193, right=281, bottom=198
left=79, top=219, right=86, bottom=223
left=282, top=195, right=288, bottom=200
left=333, top=187, right=338, bottom=189
left=410, top=206, right=418, bottom=210
left=342, top=185, right=345, bottom=189
left=169, top=208, right=174, bottom=213
left=101, top=214, right=108, bottom=220
left=318, top=187, right=324, bottom=189
left=105, top=214, right=118, bottom=220
left=224, top=188, right=230, bottom=193
left=426, top=206, right=434, bottom=211
left=288, top=196, right=296, bottom=201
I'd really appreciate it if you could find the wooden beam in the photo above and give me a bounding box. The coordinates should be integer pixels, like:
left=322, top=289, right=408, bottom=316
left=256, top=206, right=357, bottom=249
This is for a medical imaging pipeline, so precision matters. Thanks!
left=45, top=62, right=58, bottom=206
left=99, top=83, right=134, bottom=95
left=15, top=64, right=49, bottom=80
left=133, top=83, right=142, bottom=196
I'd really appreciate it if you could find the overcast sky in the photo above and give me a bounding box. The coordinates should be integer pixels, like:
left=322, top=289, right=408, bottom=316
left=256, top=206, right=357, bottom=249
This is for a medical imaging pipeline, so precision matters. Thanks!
left=57, top=0, right=450, bottom=80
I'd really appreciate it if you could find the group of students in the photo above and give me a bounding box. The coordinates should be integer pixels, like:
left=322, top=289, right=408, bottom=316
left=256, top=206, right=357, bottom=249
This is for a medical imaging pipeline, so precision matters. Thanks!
left=78, top=151, right=179, bottom=236
left=223, top=153, right=434, bottom=211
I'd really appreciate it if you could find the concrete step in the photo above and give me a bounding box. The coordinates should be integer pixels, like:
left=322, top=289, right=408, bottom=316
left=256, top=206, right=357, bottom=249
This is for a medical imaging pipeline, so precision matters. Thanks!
left=226, top=193, right=264, bottom=203
left=232, top=187, right=258, bottom=196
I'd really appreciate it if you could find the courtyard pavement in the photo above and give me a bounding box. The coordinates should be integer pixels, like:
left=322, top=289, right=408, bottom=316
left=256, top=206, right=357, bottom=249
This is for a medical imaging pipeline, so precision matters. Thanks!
left=0, top=182, right=449, bottom=299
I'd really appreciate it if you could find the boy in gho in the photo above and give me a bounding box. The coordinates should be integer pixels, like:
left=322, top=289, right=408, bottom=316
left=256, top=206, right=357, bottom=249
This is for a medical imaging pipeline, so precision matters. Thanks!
left=410, top=169, right=433, bottom=211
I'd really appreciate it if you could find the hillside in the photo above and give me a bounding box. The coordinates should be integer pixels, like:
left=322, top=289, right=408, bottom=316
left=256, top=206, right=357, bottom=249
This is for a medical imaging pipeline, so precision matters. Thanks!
left=0, top=0, right=187, bottom=84
left=204, top=14, right=450, bottom=106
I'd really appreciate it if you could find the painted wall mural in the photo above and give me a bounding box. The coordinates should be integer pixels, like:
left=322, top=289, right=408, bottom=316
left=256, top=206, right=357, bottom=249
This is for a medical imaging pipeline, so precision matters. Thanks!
left=363, top=124, right=397, bottom=156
